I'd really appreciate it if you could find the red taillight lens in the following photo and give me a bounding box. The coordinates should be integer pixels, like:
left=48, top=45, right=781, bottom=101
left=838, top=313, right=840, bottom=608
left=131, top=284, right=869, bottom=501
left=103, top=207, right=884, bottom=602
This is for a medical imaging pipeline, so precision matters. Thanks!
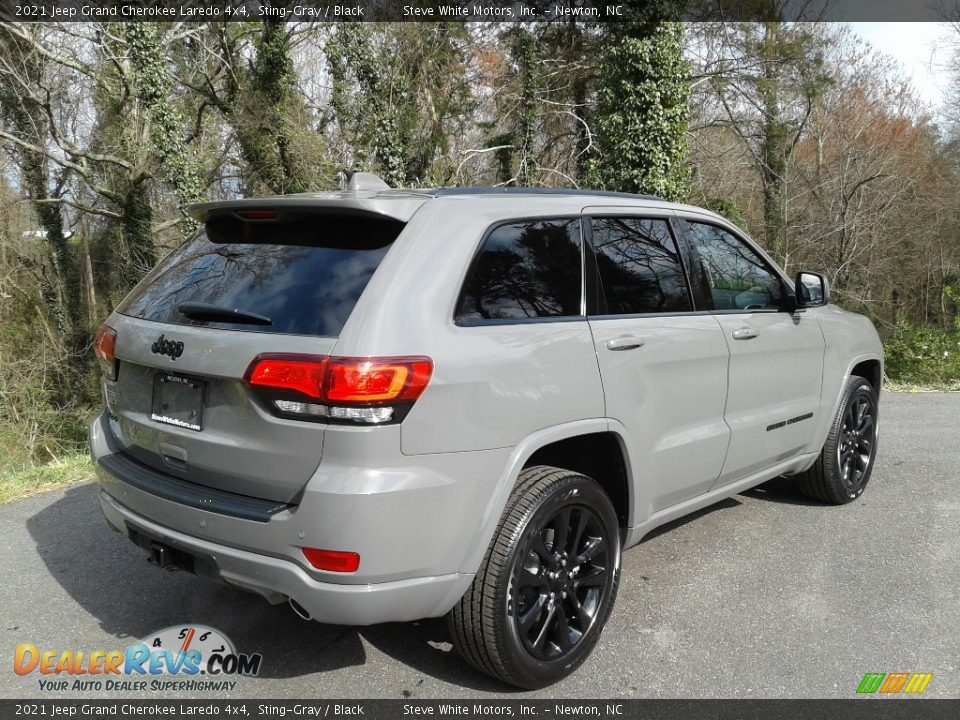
left=302, top=547, right=360, bottom=573
left=243, top=354, right=433, bottom=425
left=244, top=355, right=328, bottom=400
left=326, top=357, right=433, bottom=403
left=93, top=325, right=118, bottom=380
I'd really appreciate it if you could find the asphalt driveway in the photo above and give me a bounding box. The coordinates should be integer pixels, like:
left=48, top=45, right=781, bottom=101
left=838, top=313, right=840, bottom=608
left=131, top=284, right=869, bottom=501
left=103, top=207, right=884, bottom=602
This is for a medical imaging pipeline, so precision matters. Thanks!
left=2, top=392, right=957, bottom=699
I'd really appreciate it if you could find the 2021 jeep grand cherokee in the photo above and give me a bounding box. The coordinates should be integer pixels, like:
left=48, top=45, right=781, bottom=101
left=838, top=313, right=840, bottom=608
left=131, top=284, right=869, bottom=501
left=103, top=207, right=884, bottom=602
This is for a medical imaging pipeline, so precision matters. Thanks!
left=90, top=174, right=882, bottom=688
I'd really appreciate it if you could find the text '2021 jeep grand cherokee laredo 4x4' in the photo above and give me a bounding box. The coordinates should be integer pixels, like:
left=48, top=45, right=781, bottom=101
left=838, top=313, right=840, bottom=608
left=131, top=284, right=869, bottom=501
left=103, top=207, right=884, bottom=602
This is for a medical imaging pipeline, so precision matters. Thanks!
left=90, top=174, right=882, bottom=688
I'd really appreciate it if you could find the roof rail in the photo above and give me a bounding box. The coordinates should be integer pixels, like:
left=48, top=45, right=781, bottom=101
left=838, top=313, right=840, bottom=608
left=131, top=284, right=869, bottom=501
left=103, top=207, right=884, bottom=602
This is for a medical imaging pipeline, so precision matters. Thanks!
left=422, top=186, right=665, bottom=201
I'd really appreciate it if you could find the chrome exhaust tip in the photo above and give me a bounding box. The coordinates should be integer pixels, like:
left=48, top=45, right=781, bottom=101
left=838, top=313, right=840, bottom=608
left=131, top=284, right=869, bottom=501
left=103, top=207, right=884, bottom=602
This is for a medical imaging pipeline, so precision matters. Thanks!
left=288, top=597, right=313, bottom=621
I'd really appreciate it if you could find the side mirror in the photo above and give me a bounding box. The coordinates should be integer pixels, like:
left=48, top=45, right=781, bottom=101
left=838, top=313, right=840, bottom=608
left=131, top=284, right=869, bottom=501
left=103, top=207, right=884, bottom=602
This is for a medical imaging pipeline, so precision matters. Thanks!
left=794, top=271, right=829, bottom=308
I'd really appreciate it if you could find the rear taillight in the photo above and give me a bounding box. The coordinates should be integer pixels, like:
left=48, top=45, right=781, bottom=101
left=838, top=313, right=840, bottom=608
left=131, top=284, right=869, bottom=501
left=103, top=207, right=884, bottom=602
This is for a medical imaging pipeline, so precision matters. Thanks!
left=245, top=355, right=328, bottom=400
left=244, top=354, right=433, bottom=425
left=93, top=325, right=118, bottom=380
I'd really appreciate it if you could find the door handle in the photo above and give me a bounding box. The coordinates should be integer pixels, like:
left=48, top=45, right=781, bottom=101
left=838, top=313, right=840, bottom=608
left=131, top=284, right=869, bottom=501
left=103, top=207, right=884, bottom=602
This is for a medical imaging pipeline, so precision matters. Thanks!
left=731, top=328, right=758, bottom=340
left=605, top=336, right=645, bottom=351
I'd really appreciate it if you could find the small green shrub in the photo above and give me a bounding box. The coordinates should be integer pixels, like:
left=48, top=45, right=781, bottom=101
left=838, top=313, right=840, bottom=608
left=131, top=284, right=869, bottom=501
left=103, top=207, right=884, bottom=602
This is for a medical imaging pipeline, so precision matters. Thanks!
left=884, top=321, right=960, bottom=390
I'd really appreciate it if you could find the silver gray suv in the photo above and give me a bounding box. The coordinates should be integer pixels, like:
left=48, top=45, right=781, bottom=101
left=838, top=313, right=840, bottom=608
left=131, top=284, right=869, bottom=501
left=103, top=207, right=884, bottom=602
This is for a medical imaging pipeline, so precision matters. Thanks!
left=90, top=174, right=883, bottom=688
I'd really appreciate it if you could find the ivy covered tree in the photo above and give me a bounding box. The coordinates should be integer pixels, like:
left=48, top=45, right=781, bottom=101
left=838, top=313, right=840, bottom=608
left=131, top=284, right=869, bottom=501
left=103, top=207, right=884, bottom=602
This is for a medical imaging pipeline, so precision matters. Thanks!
left=326, top=23, right=473, bottom=187
left=126, top=23, right=205, bottom=229
left=587, top=19, right=690, bottom=200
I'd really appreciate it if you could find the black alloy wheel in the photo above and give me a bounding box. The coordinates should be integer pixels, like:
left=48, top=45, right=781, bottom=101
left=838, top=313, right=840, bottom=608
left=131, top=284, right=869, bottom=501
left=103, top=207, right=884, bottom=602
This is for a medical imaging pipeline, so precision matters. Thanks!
left=798, top=375, right=879, bottom=504
left=511, top=503, right=611, bottom=661
left=449, top=466, right=621, bottom=689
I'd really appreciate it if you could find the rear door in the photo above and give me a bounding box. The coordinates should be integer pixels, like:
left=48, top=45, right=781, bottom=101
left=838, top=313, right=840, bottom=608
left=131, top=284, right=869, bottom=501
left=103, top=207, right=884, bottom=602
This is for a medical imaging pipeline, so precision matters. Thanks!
left=583, top=208, right=731, bottom=515
left=103, top=209, right=404, bottom=503
left=678, top=218, right=825, bottom=485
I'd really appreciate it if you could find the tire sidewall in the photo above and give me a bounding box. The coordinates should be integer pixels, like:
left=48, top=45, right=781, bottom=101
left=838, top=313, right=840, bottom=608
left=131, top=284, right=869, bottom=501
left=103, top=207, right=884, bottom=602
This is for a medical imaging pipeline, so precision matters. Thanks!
left=498, top=475, right=621, bottom=688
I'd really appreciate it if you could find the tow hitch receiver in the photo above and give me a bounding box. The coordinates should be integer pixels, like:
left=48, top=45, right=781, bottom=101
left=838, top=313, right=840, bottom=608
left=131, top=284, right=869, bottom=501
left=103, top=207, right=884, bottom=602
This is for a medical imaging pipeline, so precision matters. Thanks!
left=149, top=542, right=175, bottom=570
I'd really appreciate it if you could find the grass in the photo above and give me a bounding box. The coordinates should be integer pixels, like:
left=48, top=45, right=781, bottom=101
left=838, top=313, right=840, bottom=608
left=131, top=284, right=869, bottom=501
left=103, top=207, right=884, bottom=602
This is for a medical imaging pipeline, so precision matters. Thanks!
left=884, top=380, right=960, bottom=392
left=0, top=453, right=94, bottom=504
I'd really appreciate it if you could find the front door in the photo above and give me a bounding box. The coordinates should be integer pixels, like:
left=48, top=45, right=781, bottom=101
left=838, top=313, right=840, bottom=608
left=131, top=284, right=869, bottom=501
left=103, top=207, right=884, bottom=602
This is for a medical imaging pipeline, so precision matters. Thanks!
left=680, top=219, right=825, bottom=485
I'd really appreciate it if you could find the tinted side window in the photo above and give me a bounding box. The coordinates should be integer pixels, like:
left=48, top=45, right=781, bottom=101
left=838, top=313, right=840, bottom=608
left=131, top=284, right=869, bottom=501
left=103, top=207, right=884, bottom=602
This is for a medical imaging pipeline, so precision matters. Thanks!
left=591, top=217, right=691, bottom=315
left=456, top=218, right=582, bottom=322
left=686, top=222, right=784, bottom=311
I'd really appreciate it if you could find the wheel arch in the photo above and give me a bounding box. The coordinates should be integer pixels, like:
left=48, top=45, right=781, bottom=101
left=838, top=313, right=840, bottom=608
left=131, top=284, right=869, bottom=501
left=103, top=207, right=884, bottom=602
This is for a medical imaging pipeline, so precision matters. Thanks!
left=458, top=419, right=633, bottom=575
left=850, top=357, right=882, bottom=394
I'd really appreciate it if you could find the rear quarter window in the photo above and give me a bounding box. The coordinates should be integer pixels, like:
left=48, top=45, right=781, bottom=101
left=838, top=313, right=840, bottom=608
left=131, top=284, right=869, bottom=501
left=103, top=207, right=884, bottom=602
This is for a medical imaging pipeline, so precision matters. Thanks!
left=455, top=218, right=582, bottom=323
left=117, top=212, right=403, bottom=337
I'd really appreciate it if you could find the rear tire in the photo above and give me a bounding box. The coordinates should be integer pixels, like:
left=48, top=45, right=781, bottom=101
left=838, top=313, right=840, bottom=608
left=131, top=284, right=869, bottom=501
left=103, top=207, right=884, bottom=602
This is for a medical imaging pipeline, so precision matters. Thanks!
left=448, top=465, right=621, bottom=689
left=798, top=376, right=878, bottom=504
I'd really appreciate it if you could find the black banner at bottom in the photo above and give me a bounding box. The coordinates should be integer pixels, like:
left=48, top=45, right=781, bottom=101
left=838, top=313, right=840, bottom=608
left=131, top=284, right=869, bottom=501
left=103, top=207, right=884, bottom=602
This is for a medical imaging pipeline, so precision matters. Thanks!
left=2, top=699, right=959, bottom=720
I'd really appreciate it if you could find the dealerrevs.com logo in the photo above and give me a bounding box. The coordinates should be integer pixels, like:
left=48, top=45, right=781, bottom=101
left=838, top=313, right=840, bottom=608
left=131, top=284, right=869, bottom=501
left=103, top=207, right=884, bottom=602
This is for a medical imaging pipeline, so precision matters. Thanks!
left=13, top=625, right=262, bottom=693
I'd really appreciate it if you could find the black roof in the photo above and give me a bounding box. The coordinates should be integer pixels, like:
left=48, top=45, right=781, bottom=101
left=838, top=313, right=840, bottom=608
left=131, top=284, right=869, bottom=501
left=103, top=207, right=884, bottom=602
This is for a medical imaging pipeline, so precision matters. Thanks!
left=421, top=186, right=665, bottom=202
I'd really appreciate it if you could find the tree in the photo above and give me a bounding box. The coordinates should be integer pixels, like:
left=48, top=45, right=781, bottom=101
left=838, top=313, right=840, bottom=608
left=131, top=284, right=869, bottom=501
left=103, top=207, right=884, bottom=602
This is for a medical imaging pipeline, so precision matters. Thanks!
left=586, top=19, right=691, bottom=200
left=0, top=24, right=85, bottom=390
left=326, top=23, right=474, bottom=187
left=694, top=22, right=833, bottom=265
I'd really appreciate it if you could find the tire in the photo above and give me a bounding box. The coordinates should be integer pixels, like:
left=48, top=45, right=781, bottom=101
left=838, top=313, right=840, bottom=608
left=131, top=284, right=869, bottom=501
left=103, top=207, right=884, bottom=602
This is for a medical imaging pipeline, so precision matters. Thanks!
left=798, top=375, right=879, bottom=504
left=448, top=465, right=622, bottom=689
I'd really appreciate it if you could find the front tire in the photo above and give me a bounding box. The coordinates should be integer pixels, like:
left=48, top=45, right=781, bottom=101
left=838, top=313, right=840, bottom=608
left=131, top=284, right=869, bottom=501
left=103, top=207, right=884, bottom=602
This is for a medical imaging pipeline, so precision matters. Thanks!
left=448, top=466, right=621, bottom=689
left=798, top=375, right=879, bottom=504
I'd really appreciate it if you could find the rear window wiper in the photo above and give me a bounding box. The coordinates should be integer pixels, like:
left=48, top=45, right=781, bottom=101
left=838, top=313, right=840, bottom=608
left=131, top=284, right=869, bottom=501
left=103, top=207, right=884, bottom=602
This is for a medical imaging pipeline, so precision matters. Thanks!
left=177, top=302, right=272, bottom=326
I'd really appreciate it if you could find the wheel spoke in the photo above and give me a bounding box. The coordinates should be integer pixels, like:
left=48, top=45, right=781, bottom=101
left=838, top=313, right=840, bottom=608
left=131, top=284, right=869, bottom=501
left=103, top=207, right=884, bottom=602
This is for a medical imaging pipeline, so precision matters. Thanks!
left=573, top=565, right=607, bottom=588
left=841, top=453, right=852, bottom=482
left=552, top=508, right=572, bottom=556
left=531, top=534, right=553, bottom=564
left=853, top=399, right=865, bottom=427
left=569, top=510, right=590, bottom=557
left=858, top=413, right=873, bottom=434
left=577, top=536, right=607, bottom=564
left=532, top=604, right=557, bottom=651
left=519, top=565, right=548, bottom=589
left=518, top=593, right=548, bottom=632
left=567, top=592, right=592, bottom=629
left=554, top=607, right=573, bottom=652
left=844, top=408, right=855, bottom=433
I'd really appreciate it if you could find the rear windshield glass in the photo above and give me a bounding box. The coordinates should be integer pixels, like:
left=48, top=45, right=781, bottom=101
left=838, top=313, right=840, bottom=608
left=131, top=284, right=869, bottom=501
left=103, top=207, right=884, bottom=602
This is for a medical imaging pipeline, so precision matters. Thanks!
left=116, top=212, right=402, bottom=337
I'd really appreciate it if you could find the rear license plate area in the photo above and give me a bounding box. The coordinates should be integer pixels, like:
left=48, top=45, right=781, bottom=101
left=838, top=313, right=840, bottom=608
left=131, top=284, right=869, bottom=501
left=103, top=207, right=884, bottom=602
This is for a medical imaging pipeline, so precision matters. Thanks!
left=151, top=373, right=205, bottom=431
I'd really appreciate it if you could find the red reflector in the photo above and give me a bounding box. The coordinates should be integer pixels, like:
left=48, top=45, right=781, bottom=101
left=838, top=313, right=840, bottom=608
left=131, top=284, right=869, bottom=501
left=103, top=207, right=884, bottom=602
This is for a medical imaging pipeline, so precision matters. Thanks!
left=93, top=325, right=118, bottom=380
left=302, top=548, right=360, bottom=572
left=237, top=209, right=277, bottom=220
left=326, top=357, right=433, bottom=403
left=244, top=355, right=328, bottom=400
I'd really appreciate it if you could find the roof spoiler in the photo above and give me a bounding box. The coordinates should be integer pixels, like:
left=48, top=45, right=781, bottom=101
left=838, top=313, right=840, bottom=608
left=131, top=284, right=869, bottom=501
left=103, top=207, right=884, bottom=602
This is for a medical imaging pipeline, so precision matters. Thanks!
left=186, top=172, right=425, bottom=223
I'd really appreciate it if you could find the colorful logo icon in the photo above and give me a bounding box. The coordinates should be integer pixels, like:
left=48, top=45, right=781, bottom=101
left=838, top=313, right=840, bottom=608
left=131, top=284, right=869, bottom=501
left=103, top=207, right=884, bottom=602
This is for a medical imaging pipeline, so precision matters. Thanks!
left=857, top=672, right=933, bottom=695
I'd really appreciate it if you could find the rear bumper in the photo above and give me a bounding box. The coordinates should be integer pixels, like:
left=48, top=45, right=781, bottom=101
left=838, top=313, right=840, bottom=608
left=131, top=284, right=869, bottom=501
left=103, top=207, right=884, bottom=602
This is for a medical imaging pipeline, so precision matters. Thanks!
left=97, top=489, right=467, bottom=625
left=88, top=411, right=509, bottom=625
